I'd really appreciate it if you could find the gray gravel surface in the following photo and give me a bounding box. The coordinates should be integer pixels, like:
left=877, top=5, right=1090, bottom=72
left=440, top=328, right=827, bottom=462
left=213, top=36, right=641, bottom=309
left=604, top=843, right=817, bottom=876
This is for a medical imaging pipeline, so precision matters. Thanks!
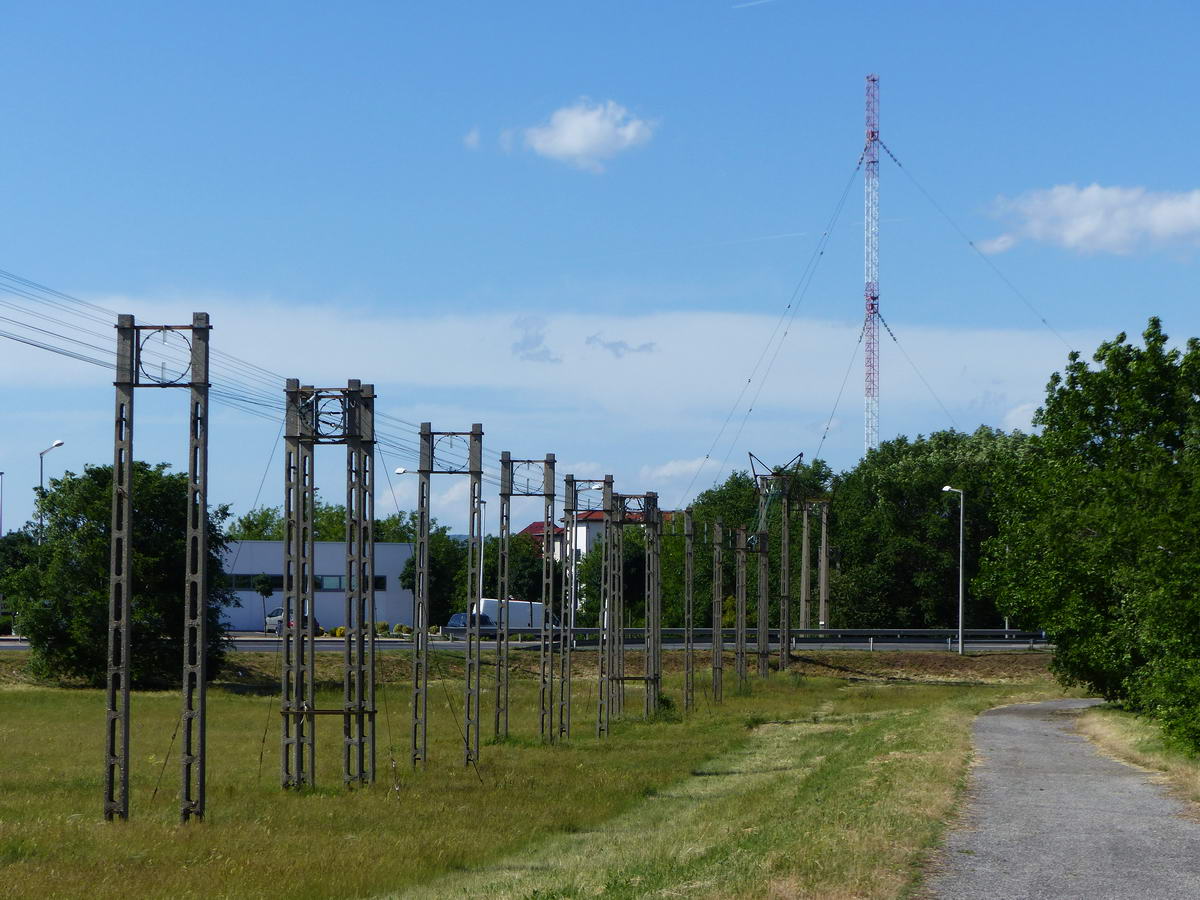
left=927, top=698, right=1200, bottom=899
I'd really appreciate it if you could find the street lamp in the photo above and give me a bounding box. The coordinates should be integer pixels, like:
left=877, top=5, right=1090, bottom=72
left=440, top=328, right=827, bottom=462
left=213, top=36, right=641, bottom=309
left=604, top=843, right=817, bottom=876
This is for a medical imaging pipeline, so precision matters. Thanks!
left=38, top=440, right=65, bottom=543
left=942, top=485, right=964, bottom=655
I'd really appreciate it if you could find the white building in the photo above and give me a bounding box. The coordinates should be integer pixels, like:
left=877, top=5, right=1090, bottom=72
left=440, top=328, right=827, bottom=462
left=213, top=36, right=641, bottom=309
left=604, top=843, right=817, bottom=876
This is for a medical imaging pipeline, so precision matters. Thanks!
left=222, top=540, right=414, bottom=632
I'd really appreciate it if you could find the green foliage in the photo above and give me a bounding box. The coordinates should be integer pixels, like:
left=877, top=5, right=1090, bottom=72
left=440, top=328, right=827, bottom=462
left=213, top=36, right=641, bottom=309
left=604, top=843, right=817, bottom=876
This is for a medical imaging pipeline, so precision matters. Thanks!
left=399, top=526, right=467, bottom=628
left=480, top=532, right=564, bottom=605
left=829, top=427, right=1026, bottom=628
left=227, top=505, right=284, bottom=541
left=228, top=493, right=354, bottom=542
left=979, top=318, right=1200, bottom=747
left=0, top=615, right=12, bottom=635
left=0, top=462, right=236, bottom=687
left=251, top=573, right=274, bottom=600
left=376, top=621, right=390, bottom=635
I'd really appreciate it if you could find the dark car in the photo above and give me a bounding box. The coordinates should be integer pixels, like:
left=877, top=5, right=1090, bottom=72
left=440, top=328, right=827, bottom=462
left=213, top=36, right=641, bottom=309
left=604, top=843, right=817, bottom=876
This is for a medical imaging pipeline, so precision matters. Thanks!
left=444, top=612, right=497, bottom=641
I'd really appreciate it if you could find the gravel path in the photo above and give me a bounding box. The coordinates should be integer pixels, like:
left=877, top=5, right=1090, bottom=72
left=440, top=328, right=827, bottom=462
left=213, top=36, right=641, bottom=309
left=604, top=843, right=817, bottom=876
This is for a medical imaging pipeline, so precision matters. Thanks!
left=927, top=698, right=1200, bottom=899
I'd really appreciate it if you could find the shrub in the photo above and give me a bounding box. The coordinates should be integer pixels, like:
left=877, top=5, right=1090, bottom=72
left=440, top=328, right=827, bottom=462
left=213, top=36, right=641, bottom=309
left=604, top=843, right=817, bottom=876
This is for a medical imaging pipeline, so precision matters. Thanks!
left=334, top=626, right=346, bottom=638
left=392, top=623, right=405, bottom=635
left=375, top=621, right=390, bottom=635
left=1127, top=657, right=1200, bottom=752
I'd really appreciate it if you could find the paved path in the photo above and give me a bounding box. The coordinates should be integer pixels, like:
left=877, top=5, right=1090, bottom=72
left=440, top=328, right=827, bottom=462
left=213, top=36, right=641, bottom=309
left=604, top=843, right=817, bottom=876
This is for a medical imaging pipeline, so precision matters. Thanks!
left=928, top=698, right=1200, bottom=899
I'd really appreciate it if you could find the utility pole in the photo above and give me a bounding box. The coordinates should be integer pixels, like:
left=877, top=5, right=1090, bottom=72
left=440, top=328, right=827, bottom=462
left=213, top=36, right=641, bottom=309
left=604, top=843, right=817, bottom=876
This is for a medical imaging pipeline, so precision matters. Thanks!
left=711, top=519, right=724, bottom=704
left=818, top=501, right=830, bottom=628
left=683, top=508, right=695, bottom=710
left=800, top=502, right=811, bottom=630
left=735, top=527, right=748, bottom=690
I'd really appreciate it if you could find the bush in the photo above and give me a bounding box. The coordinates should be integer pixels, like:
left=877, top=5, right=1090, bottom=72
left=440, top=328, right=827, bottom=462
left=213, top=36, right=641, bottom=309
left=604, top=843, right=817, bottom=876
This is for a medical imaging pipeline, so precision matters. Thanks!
left=334, top=626, right=346, bottom=638
left=392, top=623, right=405, bottom=635
left=375, top=621, right=390, bottom=636
left=1127, top=657, right=1200, bottom=752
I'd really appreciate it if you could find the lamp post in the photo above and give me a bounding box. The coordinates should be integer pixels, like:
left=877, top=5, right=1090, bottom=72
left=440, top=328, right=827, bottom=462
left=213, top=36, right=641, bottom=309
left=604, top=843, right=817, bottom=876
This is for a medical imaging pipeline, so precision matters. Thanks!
left=38, top=440, right=65, bottom=543
left=942, top=485, right=964, bottom=655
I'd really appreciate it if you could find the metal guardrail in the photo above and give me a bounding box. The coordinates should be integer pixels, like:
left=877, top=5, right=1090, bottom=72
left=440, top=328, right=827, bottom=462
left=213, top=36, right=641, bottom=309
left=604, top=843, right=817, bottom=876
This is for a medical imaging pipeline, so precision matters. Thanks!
left=564, top=627, right=1048, bottom=645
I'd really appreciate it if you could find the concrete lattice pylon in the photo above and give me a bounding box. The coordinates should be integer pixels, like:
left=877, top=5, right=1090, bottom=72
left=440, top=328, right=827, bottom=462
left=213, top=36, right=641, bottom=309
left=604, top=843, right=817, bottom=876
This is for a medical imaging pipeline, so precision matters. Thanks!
left=106, top=312, right=211, bottom=824
left=280, top=379, right=377, bottom=791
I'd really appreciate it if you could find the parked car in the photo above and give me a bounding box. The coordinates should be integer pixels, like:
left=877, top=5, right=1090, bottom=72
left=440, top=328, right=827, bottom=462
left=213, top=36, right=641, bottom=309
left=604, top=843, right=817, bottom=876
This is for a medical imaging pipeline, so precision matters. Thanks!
left=444, top=612, right=497, bottom=641
left=264, top=608, right=321, bottom=635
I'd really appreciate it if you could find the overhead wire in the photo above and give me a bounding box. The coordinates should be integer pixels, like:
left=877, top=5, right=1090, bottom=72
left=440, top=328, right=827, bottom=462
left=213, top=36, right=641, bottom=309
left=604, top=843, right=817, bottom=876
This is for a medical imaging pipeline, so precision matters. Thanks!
left=813, top=322, right=865, bottom=462
left=876, top=312, right=958, bottom=429
left=707, top=157, right=861, bottom=490
left=877, top=140, right=1073, bottom=352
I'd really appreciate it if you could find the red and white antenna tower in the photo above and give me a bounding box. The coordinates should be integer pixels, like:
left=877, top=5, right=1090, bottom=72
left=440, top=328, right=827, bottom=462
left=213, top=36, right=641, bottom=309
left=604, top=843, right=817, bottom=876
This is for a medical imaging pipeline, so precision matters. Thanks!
left=863, top=74, right=880, bottom=452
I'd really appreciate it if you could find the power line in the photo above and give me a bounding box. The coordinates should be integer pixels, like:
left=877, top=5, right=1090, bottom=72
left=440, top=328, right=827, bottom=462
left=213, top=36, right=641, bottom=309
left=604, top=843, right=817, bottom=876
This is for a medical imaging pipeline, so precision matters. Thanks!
left=675, top=159, right=863, bottom=509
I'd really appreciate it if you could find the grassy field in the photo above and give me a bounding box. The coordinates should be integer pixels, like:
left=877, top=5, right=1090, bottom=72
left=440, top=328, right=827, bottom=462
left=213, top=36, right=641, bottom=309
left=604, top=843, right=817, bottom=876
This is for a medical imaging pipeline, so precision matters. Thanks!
left=0, top=648, right=1062, bottom=899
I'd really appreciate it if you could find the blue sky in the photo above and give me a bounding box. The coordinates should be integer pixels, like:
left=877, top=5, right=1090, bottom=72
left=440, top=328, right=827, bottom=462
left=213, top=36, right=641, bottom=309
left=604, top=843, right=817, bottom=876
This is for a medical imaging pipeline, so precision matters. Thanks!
left=2, top=1, right=1198, bottom=532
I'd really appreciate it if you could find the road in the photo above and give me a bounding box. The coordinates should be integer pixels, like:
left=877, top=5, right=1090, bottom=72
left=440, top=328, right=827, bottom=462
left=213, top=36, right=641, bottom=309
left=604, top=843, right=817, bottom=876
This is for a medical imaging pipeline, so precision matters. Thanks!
left=927, top=698, right=1200, bottom=899
left=0, top=635, right=1046, bottom=654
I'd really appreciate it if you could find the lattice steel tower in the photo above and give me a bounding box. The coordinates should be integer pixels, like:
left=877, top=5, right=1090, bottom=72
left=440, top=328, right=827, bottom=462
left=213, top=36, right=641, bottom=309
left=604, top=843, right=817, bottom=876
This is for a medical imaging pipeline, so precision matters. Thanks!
left=863, top=73, right=880, bottom=452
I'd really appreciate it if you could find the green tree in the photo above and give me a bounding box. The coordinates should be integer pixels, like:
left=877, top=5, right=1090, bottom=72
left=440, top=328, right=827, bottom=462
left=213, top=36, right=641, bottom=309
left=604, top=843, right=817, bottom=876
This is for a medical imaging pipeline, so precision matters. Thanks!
left=980, top=319, right=1200, bottom=731
left=228, top=493, right=347, bottom=542
left=0, top=463, right=236, bottom=686
left=399, top=526, right=468, bottom=628
left=227, top=505, right=284, bottom=541
left=829, top=427, right=1026, bottom=628
left=479, top=532, right=564, bottom=605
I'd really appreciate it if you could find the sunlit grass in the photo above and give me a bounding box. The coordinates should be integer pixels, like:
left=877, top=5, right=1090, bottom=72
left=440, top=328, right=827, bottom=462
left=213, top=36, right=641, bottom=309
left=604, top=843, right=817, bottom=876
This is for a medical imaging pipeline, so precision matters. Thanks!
left=0, top=650, right=1061, bottom=899
left=1078, top=705, right=1200, bottom=807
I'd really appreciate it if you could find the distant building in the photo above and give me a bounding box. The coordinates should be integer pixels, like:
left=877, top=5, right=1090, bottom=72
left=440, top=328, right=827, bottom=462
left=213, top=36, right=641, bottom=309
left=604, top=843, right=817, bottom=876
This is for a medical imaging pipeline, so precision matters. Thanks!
left=517, top=520, right=565, bottom=560
left=222, top=540, right=414, bottom=632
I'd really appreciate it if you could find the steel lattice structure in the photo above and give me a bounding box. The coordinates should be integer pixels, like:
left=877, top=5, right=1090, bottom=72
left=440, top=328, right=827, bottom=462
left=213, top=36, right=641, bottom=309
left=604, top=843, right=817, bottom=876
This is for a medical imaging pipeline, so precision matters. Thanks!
left=105, top=313, right=211, bottom=823
left=864, top=73, right=881, bottom=452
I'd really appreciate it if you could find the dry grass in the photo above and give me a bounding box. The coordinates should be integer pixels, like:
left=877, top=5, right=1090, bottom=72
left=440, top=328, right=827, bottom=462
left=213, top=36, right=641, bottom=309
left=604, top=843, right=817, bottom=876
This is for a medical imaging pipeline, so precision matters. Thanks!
left=1077, top=706, right=1200, bottom=808
left=0, top=649, right=1063, bottom=899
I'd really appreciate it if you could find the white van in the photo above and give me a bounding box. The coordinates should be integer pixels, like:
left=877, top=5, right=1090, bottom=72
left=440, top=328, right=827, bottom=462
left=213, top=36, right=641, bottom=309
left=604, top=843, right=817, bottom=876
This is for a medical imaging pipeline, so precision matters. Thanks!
left=478, top=598, right=547, bottom=632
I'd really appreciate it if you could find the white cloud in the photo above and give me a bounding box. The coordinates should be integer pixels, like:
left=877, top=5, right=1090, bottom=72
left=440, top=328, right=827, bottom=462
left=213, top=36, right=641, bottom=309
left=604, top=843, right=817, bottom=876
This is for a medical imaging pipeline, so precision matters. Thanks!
left=982, top=183, right=1200, bottom=255
left=523, top=99, right=655, bottom=173
left=640, top=457, right=717, bottom=482
left=462, top=127, right=481, bottom=150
